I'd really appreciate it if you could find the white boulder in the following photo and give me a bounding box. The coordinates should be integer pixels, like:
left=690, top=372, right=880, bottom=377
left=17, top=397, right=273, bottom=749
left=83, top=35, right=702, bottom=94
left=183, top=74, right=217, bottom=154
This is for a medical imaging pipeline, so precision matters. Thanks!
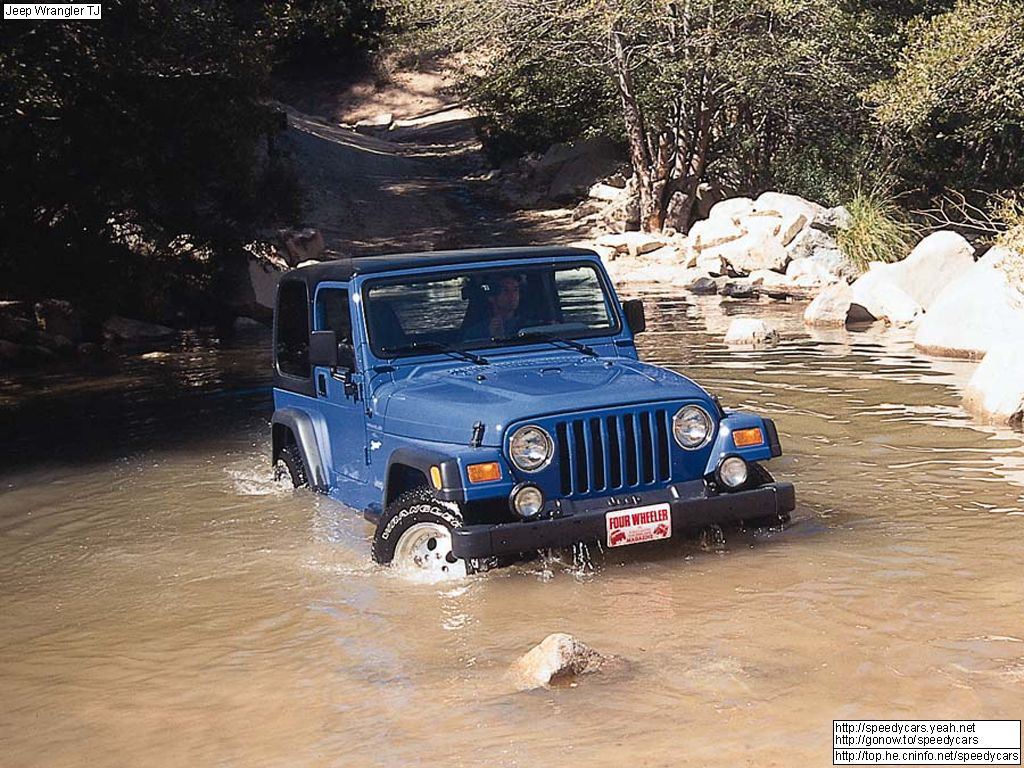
left=752, top=191, right=826, bottom=224
left=588, top=182, right=626, bottom=202
left=708, top=197, right=754, bottom=223
left=962, top=342, right=1024, bottom=426
left=851, top=267, right=923, bottom=326
left=803, top=282, right=854, bottom=327
left=749, top=269, right=796, bottom=289
left=708, top=227, right=789, bottom=274
left=786, top=258, right=838, bottom=287
left=895, top=230, right=975, bottom=310
left=778, top=213, right=808, bottom=246
left=695, top=252, right=730, bottom=276
left=595, top=231, right=666, bottom=258
left=354, top=112, right=393, bottom=134
left=688, top=217, right=745, bottom=253
left=915, top=247, right=1024, bottom=359
left=724, top=318, right=780, bottom=346
left=508, top=633, right=609, bottom=691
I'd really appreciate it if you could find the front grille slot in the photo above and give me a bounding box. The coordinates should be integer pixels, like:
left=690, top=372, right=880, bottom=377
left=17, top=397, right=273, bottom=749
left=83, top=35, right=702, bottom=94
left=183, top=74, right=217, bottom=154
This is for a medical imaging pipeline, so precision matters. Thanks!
left=556, top=408, right=672, bottom=496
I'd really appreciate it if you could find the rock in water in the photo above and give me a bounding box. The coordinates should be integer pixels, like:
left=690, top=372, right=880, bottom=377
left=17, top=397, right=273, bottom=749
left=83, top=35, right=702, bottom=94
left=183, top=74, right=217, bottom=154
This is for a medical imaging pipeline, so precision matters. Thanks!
left=803, top=282, right=854, bottom=327
left=724, top=318, right=779, bottom=346
left=915, top=247, right=1024, bottom=358
left=509, top=633, right=609, bottom=691
left=962, top=342, right=1024, bottom=427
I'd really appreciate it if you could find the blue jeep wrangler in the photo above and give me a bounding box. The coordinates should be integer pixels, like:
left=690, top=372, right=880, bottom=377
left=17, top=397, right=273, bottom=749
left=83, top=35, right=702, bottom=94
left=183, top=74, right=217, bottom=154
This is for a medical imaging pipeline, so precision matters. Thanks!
left=271, top=246, right=795, bottom=576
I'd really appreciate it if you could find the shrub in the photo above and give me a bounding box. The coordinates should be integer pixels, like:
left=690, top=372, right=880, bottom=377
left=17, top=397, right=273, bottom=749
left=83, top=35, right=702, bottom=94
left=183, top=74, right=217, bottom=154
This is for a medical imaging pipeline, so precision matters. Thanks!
left=838, top=189, right=919, bottom=271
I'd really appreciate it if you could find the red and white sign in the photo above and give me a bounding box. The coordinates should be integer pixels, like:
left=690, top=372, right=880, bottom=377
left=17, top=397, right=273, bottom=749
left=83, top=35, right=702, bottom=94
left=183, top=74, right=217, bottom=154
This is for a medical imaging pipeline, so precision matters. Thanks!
left=605, top=503, right=672, bottom=548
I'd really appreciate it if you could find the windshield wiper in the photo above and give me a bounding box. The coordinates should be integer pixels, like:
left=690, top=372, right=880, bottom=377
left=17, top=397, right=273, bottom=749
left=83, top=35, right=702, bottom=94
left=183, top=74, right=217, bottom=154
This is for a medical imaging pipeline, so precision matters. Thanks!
left=380, top=341, right=489, bottom=366
left=511, top=331, right=599, bottom=357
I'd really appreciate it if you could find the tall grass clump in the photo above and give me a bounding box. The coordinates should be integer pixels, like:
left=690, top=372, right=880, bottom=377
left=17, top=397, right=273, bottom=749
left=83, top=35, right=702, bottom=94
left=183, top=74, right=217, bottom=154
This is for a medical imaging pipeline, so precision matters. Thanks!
left=837, top=190, right=919, bottom=272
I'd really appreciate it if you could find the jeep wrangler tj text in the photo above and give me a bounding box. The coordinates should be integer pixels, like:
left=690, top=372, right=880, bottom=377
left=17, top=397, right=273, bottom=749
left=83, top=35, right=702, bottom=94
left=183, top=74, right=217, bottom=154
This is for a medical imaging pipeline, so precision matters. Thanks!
left=271, top=247, right=795, bottom=575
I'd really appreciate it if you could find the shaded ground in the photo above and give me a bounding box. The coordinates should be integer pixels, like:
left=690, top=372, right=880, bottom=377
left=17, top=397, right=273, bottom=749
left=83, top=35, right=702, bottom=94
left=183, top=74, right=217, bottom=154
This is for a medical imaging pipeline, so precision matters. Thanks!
left=276, top=65, right=588, bottom=256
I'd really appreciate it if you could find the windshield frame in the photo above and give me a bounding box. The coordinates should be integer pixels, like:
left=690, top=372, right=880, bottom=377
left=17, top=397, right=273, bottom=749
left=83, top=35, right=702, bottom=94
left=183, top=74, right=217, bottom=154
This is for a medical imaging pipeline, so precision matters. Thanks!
left=358, top=259, right=624, bottom=361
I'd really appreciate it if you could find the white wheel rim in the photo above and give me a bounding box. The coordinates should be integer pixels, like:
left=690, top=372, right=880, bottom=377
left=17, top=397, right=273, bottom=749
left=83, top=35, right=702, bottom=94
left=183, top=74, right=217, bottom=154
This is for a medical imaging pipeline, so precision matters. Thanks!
left=393, top=522, right=467, bottom=578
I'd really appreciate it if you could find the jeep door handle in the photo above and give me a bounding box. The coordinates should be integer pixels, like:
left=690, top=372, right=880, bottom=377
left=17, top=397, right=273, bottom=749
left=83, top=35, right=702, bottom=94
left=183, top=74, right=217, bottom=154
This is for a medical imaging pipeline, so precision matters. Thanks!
left=317, top=372, right=327, bottom=397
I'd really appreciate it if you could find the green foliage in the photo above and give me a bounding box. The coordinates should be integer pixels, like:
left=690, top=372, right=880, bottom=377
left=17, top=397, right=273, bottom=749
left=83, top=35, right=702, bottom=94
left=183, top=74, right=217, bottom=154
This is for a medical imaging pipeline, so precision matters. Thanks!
left=837, top=189, right=919, bottom=271
left=267, top=0, right=387, bottom=73
left=866, top=0, right=1024, bottom=193
left=466, top=56, right=619, bottom=161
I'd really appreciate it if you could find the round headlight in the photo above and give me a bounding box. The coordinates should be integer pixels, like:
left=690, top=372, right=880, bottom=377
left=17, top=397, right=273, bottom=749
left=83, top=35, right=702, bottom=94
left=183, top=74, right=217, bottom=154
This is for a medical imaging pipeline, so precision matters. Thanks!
left=673, top=405, right=712, bottom=449
left=718, top=456, right=749, bottom=488
left=512, top=485, right=544, bottom=517
left=509, top=425, right=553, bottom=472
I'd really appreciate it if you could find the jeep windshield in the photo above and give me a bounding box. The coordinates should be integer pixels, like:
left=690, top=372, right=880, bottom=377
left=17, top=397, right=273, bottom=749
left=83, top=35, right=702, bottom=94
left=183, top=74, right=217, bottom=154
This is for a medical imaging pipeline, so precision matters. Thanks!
left=363, top=262, right=620, bottom=359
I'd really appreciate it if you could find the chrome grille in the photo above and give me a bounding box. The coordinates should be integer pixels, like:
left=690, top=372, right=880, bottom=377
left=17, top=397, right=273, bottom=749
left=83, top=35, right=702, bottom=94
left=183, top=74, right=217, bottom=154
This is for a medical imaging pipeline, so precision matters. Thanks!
left=555, top=408, right=672, bottom=496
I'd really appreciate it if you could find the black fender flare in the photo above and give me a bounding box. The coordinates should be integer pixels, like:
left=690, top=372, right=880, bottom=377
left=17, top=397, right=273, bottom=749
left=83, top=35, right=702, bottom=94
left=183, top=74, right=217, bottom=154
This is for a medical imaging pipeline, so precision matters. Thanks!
left=272, top=408, right=328, bottom=492
left=385, top=446, right=466, bottom=506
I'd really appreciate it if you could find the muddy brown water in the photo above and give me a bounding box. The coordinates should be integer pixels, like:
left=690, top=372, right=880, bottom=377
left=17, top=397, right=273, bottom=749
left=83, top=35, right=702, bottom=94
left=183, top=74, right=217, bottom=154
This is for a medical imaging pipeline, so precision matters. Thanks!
left=2, top=294, right=1022, bottom=767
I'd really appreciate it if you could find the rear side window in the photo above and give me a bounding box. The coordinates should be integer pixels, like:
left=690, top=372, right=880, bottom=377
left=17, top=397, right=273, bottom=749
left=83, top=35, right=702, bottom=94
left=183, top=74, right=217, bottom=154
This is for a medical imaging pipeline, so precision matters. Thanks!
left=276, top=281, right=310, bottom=378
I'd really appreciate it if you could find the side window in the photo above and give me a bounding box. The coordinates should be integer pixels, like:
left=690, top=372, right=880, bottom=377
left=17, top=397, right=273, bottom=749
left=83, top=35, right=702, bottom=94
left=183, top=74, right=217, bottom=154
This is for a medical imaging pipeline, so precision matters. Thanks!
left=276, top=280, right=310, bottom=378
left=316, top=288, right=352, bottom=344
left=554, top=266, right=614, bottom=328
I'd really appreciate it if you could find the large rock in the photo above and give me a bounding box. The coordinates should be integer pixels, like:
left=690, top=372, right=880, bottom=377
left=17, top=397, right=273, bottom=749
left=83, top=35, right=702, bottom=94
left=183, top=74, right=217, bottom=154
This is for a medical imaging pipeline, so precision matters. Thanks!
left=814, top=205, right=853, bottom=233
left=279, top=228, right=325, bottom=267
left=851, top=267, right=923, bottom=326
left=724, top=318, right=779, bottom=346
left=915, top=247, right=1024, bottom=359
left=588, top=182, right=627, bottom=203
left=354, top=112, right=393, bottom=134
left=34, top=299, right=82, bottom=343
left=962, top=342, right=1024, bottom=427
left=688, top=217, right=745, bottom=253
left=595, top=231, right=666, bottom=258
left=893, top=230, right=974, bottom=310
left=708, top=228, right=789, bottom=274
left=708, top=197, right=754, bottom=223
left=508, top=633, right=610, bottom=691
left=102, top=316, right=176, bottom=343
left=803, top=282, right=854, bottom=327
left=539, top=138, right=622, bottom=202
left=224, top=242, right=289, bottom=320
left=786, top=258, right=838, bottom=287
left=749, top=269, right=796, bottom=289
left=752, top=191, right=827, bottom=224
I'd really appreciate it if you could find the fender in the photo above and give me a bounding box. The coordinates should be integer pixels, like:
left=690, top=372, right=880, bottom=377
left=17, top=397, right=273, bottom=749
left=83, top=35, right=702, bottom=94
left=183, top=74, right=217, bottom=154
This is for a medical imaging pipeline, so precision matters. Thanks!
left=384, top=446, right=466, bottom=506
left=272, top=407, right=329, bottom=492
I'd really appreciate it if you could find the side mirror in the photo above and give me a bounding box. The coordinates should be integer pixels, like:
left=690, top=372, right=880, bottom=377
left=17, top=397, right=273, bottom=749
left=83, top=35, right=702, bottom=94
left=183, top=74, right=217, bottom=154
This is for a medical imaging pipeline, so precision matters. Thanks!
left=309, top=330, right=339, bottom=367
left=623, top=299, right=646, bottom=335
left=337, top=342, right=355, bottom=371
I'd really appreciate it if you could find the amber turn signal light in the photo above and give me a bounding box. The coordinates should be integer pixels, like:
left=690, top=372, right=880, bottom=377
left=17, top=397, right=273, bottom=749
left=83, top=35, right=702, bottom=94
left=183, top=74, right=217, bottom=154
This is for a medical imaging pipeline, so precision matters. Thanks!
left=467, top=462, right=502, bottom=483
left=430, top=465, right=442, bottom=490
left=732, top=427, right=764, bottom=448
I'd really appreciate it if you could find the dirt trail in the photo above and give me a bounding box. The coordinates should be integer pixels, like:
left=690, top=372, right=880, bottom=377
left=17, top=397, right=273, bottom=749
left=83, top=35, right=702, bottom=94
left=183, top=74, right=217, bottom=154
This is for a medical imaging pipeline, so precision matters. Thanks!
left=278, top=72, right=587, bottom=256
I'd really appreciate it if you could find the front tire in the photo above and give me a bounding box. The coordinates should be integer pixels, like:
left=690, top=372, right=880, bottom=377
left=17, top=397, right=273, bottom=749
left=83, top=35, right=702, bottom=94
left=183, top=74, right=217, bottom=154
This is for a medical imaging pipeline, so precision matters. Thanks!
left=372, top=487, right=470, bottom=577
left=274, top=444, right=308, bottom=488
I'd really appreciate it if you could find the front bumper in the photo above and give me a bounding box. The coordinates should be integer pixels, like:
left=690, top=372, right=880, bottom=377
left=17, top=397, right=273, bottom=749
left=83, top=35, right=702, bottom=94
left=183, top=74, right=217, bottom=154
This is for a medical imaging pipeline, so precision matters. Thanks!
left=450, top=480, right=795, bottom=559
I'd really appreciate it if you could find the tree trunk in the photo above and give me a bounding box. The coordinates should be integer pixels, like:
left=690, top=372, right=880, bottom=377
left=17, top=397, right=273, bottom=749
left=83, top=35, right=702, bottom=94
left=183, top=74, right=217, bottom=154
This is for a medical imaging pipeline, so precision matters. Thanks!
left=610, top=30, right=664, bottom=232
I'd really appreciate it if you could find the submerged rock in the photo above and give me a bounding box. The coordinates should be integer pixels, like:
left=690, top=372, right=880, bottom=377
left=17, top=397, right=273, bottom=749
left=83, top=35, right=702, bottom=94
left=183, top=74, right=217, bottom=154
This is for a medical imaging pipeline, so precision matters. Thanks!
left=508, top=633, right=611, bottom=691
left=724, top=318, right=779, bottom=346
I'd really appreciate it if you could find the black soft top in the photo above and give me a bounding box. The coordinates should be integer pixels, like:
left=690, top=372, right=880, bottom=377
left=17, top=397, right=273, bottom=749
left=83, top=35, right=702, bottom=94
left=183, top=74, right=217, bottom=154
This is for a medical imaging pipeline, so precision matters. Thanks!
left=281, top=246, right=597, bottom=289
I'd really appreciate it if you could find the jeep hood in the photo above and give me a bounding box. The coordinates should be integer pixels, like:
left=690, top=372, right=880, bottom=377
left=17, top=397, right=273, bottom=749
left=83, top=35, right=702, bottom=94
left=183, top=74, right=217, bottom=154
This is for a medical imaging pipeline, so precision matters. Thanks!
left=373, top=355, right=711, bottom=446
